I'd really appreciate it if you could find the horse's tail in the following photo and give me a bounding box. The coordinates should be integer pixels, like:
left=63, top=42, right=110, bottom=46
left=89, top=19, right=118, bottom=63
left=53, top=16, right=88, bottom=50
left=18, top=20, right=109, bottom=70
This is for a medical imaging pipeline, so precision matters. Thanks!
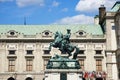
left=73, top=46, right=80, bottom=59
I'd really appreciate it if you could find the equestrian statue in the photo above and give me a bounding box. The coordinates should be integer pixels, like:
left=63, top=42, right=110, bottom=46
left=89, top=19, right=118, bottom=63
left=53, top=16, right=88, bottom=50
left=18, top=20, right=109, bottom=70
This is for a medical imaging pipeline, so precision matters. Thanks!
left=49, top=29, right=80, bottom=59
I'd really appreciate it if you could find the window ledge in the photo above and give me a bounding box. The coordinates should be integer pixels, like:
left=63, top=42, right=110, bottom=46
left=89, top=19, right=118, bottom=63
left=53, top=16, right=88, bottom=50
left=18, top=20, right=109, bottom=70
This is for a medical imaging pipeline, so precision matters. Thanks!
left=42, top=55, right=51, bottom=58
left=77, top=55, right=86, bottom=58
left=7, top=55, right=17, bottom=58
left=94, top=55, right=104, bottom=58
left=25, top=55, right=34, bottom=58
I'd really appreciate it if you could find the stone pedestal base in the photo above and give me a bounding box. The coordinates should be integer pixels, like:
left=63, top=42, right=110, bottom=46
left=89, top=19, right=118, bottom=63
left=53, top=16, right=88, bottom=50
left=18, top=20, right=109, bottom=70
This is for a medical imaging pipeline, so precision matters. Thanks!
left=44, top=69, right=82, bottom=80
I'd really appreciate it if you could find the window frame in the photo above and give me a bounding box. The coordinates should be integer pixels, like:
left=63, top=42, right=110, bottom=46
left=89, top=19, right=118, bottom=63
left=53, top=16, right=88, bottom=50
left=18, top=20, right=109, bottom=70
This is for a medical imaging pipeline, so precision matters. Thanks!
left=96, top=59, right=102, bottom=71
left=79, top=59, right=84, bottom=70
left=26, top=58, right=33, bottom=71
left=79, top=50, right=84, bottom=54
left=9, top=50, right=16, bottom=55
left=44, top=50, right=50, bottom=54
left=26, top=50, right=33, bottom=55
left=8, top=58, right=15, bottom=72
left=95, top=50, right=102, bottom=55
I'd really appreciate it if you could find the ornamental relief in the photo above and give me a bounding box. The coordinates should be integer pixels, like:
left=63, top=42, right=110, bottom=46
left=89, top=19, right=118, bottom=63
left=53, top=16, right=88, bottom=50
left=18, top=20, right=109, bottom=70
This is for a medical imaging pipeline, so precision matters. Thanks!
left=6, top=30, right=19, bottom=37
left=42, top=30, right=53, bottom=37
left=6, top=44, right=17, bottom=50
left=75, top=30, right=86, bottom=37
left=42, top=44, right=49, bottom=50
left=94, top=44, right=103, bottom=50
left=25, top=44, right=35, bottom=50
left=78, top=44, right=86, bottom=50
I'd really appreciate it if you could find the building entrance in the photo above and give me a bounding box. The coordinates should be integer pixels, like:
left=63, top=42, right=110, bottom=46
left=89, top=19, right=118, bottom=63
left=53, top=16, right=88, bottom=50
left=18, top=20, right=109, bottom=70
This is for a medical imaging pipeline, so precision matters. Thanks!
left=60, top=73, right=67, bottom=80
left=26, top=77, right=33, bottom=80
left=8, top=77, right=15, bottom=80
left=96, top=78, right=103, bottom=80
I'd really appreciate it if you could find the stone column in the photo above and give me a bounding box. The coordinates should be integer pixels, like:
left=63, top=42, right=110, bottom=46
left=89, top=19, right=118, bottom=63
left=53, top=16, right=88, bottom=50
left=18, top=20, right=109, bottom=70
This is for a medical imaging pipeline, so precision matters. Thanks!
left=105, top=51, right=112, bottom=80
left=105, top=50, right=118, bottom=80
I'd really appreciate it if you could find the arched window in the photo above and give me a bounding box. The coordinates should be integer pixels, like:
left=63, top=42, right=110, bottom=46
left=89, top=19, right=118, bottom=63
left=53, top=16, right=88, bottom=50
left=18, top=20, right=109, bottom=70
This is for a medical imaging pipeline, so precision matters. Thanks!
left=25, top=77, right=33, bottom=80
left=8, top=77, right=15, bottom=80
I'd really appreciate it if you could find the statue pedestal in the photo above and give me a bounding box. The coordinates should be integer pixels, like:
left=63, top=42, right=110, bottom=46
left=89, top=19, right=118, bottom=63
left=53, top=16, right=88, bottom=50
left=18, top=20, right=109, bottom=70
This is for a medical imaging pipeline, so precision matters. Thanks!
left=44, top=69, right=82, bottom=80
left=44, top=55, right=82, bottom=80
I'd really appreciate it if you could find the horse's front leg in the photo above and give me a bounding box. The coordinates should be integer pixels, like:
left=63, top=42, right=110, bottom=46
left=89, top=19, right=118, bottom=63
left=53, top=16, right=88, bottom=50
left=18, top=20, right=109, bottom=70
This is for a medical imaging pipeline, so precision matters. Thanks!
left=73, top=47, right=80, bottom=59
left=48, top=42, right=53, bottom=51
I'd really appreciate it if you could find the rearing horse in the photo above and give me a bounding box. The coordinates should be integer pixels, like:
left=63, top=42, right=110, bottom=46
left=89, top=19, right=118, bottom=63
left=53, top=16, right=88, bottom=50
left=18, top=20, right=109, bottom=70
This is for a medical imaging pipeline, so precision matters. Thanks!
left=49, top=30, right=80, bottom=59
left=49, top=31, right=63, bottom=50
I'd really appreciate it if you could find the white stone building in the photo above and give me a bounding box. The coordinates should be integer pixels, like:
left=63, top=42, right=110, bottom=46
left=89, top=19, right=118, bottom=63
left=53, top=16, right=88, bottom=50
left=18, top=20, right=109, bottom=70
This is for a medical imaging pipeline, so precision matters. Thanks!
left=0, top=25, right=107, bottom=80
left=0, top=1, right=120, bottom=80
left=99, top=1, right=120, bottom=80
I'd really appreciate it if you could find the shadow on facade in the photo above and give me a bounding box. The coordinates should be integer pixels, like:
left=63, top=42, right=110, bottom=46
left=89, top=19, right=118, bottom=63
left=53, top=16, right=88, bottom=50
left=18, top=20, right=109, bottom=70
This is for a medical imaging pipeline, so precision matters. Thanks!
left=25, top=77, right=33, bottom=80
left=8, top=77, right=15, bottom=80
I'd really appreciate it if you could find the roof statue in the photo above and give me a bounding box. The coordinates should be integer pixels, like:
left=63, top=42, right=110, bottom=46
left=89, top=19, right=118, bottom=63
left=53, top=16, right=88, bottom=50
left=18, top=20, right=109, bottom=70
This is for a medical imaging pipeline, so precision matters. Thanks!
left=49, top=29, right=80, bottom=59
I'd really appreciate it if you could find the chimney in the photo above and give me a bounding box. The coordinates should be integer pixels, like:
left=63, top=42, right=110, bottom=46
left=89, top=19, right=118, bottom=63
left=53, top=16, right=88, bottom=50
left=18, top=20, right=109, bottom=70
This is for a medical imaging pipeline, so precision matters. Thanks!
left=99, top=5, right=106, bottom=24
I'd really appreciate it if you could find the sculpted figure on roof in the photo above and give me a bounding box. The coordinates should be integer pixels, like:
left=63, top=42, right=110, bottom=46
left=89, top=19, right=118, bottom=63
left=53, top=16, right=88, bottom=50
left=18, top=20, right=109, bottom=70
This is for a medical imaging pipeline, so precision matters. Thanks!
left=49, top=29, right=80, bottom=59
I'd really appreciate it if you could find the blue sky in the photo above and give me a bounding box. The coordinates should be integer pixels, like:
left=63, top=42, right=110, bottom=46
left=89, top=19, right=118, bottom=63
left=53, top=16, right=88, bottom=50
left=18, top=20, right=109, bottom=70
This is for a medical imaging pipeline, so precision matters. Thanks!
left=0, top=0, right=118, bottom=25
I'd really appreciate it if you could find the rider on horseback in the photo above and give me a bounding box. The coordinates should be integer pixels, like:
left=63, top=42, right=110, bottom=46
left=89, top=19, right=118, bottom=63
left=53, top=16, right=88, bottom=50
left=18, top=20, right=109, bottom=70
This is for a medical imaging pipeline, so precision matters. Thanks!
left=49, top=29, right=80, bottom=59
left=60, top=29, right=71, bottom=51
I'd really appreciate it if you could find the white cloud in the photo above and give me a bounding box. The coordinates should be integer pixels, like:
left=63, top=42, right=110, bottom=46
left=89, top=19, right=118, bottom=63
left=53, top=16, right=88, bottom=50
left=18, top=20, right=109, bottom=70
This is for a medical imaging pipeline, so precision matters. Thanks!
left=0, top=0, right=13, bottom=2
left=76, top=0, right=117, bottom=12
left=62, top=8, right=68, bottom=12
left=52, top=1, right=59, bottom=7
left=16, top=0, right=44, bottom=7
left=54, top=14, right=94, bottom=24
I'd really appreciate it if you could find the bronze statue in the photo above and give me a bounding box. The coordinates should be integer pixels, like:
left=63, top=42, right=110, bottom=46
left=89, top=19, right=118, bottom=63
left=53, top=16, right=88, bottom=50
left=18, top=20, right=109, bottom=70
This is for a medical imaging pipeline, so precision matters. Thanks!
left=49, top=29, right=80, bottom=59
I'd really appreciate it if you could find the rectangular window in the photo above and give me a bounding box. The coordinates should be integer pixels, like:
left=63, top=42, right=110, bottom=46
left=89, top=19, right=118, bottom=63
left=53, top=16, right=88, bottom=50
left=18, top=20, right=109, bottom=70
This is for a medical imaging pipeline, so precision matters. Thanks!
left=79, top=50, right=84, bottom=54
left=44, top=50, right=50, bottom=54
left=26, top=59, right=33, bottom=71
left=44, top=59, right=49, bottom=70
left=112, top=26, right=115, bottom=30
left=60, top=73, right=67, bottom=80
left=9, top=50, right=15, bottom=55
left=26, top=50, right=33, bottom=55
left=95, top=50, right=102, bottom=54
left=96, top=59, right=102, bottom=71
left=79, top=59, right=84, bottom=70
left=8, top=59, right=15, bottom=72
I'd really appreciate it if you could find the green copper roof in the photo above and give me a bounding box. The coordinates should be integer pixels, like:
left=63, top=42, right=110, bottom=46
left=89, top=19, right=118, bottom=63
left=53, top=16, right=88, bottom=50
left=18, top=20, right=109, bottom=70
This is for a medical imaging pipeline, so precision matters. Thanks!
left=110, top=1, right=120, bottom=12
left=0, top=24, right=103, bottom=35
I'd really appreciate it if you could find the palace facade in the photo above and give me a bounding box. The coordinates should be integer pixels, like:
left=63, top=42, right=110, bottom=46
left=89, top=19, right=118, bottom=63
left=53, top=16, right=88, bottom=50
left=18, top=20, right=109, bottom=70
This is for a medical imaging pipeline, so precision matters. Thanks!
left=0, top=1, right=120, bottom=80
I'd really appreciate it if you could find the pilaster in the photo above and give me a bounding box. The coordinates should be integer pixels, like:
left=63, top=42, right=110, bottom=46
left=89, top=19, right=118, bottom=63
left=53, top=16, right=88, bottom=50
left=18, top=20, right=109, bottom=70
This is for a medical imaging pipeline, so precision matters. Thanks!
left=105, top=50, right=118, bottom=80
